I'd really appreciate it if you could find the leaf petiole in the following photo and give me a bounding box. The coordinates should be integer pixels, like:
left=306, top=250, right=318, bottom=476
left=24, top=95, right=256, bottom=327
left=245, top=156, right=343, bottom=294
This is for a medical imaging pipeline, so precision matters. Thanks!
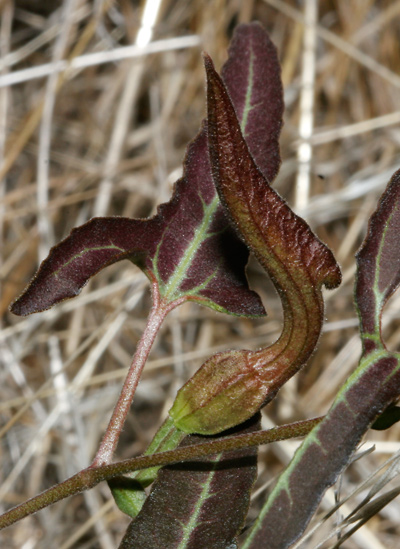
left=92, top=279, right=186, bottom=466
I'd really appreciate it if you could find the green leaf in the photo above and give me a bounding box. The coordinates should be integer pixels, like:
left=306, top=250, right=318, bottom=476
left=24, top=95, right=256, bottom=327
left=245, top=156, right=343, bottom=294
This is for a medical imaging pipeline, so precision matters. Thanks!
left=108, top=477, right=147, bottom=519
left=110, top=417, right=185, bottom=517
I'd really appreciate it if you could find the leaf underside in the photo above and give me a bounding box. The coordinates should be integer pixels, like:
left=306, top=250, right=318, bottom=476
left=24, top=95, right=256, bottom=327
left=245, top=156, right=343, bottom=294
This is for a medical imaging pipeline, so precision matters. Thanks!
left=371, top=404, right=400, bottom=430
left=118, top=414, right=260, bottom=549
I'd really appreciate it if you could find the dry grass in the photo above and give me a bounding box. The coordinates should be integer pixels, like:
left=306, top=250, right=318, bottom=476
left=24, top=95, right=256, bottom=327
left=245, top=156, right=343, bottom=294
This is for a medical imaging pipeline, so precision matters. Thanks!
left=1, top=0, right=400, bottom=547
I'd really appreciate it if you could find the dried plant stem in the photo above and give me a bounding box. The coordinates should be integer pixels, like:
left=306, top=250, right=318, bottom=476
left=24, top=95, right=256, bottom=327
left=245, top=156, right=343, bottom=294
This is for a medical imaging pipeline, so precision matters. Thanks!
left=0, top=416, right=322, bottom=531
left=0, top=3, right=110, bottom=182
left=264, top=0, right=400, bottom=88
left=295, top=0, right=317, bottom=211
left=37, top=0, right=79, bottom=262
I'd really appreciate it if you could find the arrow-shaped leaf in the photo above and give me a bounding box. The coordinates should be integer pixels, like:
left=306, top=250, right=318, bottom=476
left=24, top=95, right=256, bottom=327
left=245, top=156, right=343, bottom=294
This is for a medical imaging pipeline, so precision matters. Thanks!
left=11, top=22, right=285, bottom=319
left=221, top=22, right=283, bottom=183
left=118, top=414, right=260, bottom=549
left=10, top=128, right=264, bottom=318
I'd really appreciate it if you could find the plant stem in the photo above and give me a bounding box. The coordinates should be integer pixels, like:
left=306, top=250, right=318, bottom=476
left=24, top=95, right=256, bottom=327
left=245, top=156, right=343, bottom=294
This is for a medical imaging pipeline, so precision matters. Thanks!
left=0, top=416, right=322, bottom=531
left=92, top=283, right=171, bottom=466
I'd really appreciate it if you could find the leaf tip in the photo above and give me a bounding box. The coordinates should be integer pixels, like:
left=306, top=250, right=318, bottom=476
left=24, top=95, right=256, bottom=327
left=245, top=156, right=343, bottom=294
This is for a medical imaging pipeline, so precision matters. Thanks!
left=9, top=290, right=39, bottom=317
left=202, top=51, right=214, bottom=70
left=320, top=257, right=342, bottom=290
left=203, top=51, right=222, bottom=92
left=9, top=280, right=74, bottom=317
left=8, top=300, right=23, bottom=316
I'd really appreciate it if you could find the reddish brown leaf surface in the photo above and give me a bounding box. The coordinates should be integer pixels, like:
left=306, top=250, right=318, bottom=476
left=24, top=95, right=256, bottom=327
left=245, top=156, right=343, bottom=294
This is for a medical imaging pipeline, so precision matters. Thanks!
left=118, top=414, right=260, bottom=549
left=170, top=56, right=340, bottom=435
left=206, top=54, right=340, bottom=292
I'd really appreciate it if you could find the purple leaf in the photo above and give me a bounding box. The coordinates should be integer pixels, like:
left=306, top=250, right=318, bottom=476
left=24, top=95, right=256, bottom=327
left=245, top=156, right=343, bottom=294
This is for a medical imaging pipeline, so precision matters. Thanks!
left=11, top=135, right=264, bottom=319
left=355, top=168, right=400, bottom=352
left=118, top=414, right=260, bottom=549
left=11, top=23, right=284, bottom=319
left=221, top=22, right=283, bottom=182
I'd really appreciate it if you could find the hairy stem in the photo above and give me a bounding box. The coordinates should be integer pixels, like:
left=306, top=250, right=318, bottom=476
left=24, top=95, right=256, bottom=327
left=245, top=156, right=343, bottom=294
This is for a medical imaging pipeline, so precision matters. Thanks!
left=0, top=416, right=322, bottom=531
left=92, top=281, right=180, bottom=466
